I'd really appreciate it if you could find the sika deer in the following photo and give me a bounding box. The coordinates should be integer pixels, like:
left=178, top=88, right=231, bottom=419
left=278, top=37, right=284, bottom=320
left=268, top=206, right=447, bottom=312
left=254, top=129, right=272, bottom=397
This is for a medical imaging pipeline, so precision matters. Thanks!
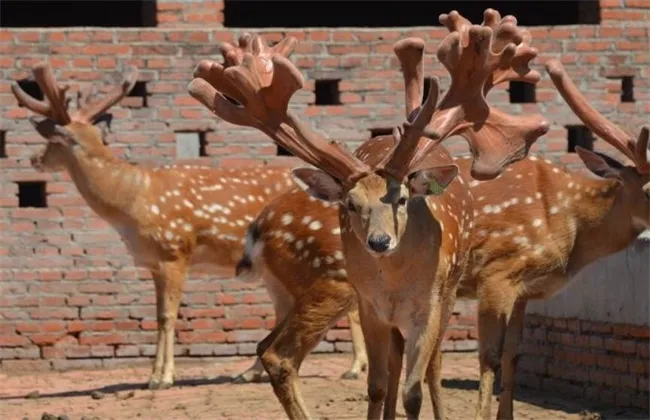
left=235, top=60, right=649, bottom=420
left=11, top=63, right=295, bottom=390
left=189, top=9, right=548, bottom=418
left=459, top=60, right=649, bottom=420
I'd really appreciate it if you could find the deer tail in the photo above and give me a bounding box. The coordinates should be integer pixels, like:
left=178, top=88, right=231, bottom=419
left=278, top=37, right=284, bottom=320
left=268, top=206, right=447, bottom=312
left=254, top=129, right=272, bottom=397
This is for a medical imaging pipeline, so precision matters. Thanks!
left=235, top=218, right=264, bottom=282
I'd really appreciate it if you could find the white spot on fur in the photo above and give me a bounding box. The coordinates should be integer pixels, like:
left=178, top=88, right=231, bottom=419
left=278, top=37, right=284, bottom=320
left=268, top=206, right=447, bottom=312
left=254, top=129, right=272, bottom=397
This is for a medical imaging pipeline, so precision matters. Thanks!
left=281, top=213, right=293, bottom=226
left=532, top=219, right=543, bottom=228
left=308, top=221, right=323, bottom=231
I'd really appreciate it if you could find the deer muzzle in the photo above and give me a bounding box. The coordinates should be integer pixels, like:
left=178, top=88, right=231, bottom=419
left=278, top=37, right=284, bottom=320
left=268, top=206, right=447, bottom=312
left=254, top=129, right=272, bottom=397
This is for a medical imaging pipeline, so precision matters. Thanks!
left=366, top=233, right=394, bottom=255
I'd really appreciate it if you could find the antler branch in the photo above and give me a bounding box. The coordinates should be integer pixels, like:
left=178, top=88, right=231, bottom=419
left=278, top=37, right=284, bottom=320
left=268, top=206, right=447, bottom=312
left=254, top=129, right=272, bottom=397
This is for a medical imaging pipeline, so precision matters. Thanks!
left=546, top=59, right=649, bottom=174
left=75, top=66, right=138, bottom=124
left=378, top=8, right=549, bottom=181
left=11, top=62, right=72, bottom=124
left=11, top=62, right=138, bottom=127
left=189, top=33, right=370, bottom=187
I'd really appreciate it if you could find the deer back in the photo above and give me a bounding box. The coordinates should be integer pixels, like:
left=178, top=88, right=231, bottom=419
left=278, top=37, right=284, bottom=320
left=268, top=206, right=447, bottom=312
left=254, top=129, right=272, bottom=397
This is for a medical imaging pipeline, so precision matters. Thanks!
left=454, top=154, right=648, bottom=299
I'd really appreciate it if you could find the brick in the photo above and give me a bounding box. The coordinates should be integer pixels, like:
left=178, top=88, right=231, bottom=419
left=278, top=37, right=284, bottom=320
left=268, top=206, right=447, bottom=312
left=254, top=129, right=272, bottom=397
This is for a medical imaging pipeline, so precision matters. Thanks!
left=1, top=359, right=51, bottom=371
left=189, top=344, right=214, bottom=356
left=52, top=359, right=102, bottom=371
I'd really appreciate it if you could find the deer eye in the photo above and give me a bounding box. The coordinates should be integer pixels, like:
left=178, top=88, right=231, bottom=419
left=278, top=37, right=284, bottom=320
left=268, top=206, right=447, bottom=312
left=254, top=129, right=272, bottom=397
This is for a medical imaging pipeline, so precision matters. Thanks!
left=346, top=199, right=357, bottom=212
left=397, top=197, right=408, bottom=206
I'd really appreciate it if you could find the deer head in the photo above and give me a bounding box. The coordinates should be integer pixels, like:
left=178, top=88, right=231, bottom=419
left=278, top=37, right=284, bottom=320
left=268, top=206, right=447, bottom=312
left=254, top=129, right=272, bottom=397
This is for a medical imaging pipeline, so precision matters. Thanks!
left=11, top=63, right=138, bottom=172
left=189, top=9, right=549, bottom=255
left=546, top=60, right=650, bottom=231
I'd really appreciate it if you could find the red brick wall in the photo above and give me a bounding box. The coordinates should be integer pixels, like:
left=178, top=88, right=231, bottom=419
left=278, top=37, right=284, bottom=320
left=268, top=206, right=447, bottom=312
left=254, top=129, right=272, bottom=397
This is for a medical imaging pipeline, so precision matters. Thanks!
left=518, top=315, right=649, bottom=410
left=0, top=0, right=648, bottom=370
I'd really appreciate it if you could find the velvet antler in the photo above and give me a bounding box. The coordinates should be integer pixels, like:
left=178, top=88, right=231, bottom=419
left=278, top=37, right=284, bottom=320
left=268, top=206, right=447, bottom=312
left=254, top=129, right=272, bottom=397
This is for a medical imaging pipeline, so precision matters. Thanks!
left=546, top=59, right=649, bottom=174
left=377, top=8, right=550, bottom=181
left=11, top=62, right=138, bottom=125
left=188, top=33, right=370, bottom=188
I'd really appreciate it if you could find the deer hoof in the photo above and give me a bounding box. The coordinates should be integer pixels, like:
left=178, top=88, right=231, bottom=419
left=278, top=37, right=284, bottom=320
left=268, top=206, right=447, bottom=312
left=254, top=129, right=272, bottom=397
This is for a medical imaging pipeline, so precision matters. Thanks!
left=148, top=378, right=162, bottom=390
left=232, top=371, right=265, bottom=384
left=158, top=380, right=174, bottom=390
left=340, top=371, right=360, bottom=380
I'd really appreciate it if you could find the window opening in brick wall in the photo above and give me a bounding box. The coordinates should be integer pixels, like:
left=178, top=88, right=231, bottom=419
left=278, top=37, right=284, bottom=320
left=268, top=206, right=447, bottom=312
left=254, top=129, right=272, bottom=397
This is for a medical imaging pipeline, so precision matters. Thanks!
left=18, top=181, right=47, bottom=208
left=566, top=125, right=594, bottom=153
left=277, top=145, right=293, bottom=157
left=127, top=81, right=149, bottom=108
left=314, top=79, right=341, bottom=106
left=15, top=80, right=43, bottom=107
left=223, top=1, right=599, bottom=28
left=620, top=76, right=635, bottom=103
left=509, top=81, right=536, bottom=104
left=1, top=0, right=156, bottom=27
left=369, top=128, right=394, bottom=138
left=175, top=132, right=208, bottom=159
left=0, top=131, right=6, bottom=158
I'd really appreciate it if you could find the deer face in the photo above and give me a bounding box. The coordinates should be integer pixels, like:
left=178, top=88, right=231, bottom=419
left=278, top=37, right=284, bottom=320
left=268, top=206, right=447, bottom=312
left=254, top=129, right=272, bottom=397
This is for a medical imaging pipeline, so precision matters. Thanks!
left=29, top=118, right=108, bottom=172
left=577, top=147, right=650, bottom=231
left=292, top=165, right=458, bottom=256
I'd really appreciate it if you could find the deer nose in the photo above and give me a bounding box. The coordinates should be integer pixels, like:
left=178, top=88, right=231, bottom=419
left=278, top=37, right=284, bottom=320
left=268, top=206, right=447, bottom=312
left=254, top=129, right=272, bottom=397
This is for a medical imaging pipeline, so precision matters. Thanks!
left=367, top=234, right=391, bottom=253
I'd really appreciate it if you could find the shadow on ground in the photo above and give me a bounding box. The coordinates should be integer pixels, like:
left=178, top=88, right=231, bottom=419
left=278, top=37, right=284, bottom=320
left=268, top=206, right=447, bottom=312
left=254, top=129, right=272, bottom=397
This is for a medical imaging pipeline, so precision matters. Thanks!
left=442, top=378, right=649, bottom=420
left=0, top=373, right=329, bottom=401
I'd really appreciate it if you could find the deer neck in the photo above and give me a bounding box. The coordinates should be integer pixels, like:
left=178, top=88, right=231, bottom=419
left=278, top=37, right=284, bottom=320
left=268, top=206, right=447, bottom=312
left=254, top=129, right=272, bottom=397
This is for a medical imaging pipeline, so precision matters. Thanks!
left=65, top=146, right=144, bottom=224
left=565, top=174, right=637, bottom=273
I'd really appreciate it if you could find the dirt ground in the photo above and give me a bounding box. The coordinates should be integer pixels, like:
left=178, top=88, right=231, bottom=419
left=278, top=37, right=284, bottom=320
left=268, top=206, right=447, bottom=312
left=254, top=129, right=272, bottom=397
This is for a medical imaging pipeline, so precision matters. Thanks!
left=1, top=352, right=646, bottom=420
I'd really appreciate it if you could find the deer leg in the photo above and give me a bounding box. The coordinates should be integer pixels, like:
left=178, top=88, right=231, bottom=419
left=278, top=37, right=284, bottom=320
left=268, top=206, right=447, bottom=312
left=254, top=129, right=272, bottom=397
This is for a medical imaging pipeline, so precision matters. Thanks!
left=260, top=279, right=355, bottom=420
left=341, top=304, right=369, bottom=380
left=358, top=303, right=392, bottom=420
left=234, top=284, right=293, bottom=384
left=382, top=328, right=405, bottom=420
left=149, top=277, right=166, bottom=389
left=496, top=299, right=527, bottom=420
left=425, top=288, right=458, bottom=419
left=425, top=349, right=444, bottom=420
left=474, top=285, right=517, bottom=420
left=402, top=303, right=444, bottom=420
left=152, top=260, right=187, bottom=390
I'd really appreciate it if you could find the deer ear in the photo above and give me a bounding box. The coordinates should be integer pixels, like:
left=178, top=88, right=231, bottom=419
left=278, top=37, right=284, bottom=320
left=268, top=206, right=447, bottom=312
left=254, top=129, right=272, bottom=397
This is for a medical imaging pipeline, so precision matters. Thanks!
left=29, top=117, right=73, bottom=145
left=576, top=147, right=623, bottom=181
left=291, top=167, right=344, bottom=202
left=93, top=114, right=113, bottom=145
left=408, top=164, right=458, bottom=196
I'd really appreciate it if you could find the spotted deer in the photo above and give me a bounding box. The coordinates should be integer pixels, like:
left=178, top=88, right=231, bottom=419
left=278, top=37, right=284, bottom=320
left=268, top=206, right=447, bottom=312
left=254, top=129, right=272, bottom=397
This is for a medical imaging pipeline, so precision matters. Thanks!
left=234, top=60, right=650, bottom=420
left=11, top=63, right=296, bottom=390
left=189, top=9, right=548, bottom=419
left=458, top=60, right=650, bottom=420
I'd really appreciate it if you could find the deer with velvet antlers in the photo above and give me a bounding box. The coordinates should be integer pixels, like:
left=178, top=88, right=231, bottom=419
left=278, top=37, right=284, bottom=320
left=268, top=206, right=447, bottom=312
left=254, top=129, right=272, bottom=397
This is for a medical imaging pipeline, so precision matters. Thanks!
left=232, top=60, right=650, bottom=419
left=11, top=64, right=297, bottom=390
left=189, top=9, right=549, bottom=419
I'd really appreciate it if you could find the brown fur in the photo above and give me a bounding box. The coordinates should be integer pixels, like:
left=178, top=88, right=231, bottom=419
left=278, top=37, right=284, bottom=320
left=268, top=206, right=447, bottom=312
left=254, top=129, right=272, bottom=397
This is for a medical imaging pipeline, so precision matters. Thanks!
left=240, top=135, right=475, bottom=420
left=242, top=151, right=649, bottom=419
left=455, top=153, right=649, bottom=420
left=30, top=121, right=295, bottom=389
